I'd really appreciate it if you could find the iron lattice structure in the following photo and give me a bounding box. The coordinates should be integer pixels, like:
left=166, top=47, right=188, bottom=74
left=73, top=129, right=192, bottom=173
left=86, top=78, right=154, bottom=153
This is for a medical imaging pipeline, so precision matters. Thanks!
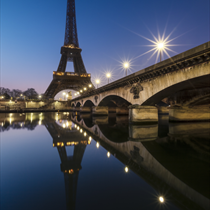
left=45, top=0, right=93, bottom=98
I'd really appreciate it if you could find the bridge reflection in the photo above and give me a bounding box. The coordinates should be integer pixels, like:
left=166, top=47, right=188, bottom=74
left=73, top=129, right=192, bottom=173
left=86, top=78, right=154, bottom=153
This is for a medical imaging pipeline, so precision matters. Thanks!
left=71, top=113, right=210, bottom=210
left=0, top=112, right=209, bottom=210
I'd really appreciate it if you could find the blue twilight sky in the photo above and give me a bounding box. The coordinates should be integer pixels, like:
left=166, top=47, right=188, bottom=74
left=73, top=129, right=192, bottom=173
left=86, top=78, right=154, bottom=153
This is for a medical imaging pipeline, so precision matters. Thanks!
left=1, top=0, right=209, bottom=97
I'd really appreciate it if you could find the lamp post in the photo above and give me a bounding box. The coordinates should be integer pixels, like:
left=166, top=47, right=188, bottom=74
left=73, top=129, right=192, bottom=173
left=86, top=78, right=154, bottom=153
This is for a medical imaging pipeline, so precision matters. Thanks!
left=106, top=73, right=111, bottom=84
left=157, top=42, right=164, bottom=62
left=96, top=79, right=100, bottom=88
left=124, top=62, right=129, bottom=76
left=63, top=92, right=66, bottom=100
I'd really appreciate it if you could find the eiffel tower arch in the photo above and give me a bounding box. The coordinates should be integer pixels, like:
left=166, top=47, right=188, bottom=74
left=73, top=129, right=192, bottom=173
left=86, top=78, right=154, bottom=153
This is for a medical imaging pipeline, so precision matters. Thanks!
left=44, top=0, right=94, bottom=99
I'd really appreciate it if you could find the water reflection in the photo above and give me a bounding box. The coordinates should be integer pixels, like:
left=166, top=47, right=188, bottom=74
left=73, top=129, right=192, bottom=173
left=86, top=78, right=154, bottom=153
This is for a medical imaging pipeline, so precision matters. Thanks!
left=0, top=112, right=209, bottom=210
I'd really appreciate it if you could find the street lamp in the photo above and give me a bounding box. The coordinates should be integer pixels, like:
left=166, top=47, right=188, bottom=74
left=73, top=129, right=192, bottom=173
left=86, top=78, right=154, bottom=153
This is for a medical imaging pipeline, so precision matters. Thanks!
left=124, top=62, right=129, bottom=76
left=157, top=42, right=164, bottom=62
left=63, top=92, right=66, bottom=100
left=106, top=73, right=111, bottom=84
left=96, top=79, right=100, bottom=88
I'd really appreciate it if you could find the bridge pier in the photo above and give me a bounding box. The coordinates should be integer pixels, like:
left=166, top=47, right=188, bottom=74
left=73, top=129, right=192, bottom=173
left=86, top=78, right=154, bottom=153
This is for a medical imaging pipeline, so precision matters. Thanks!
left=80, top=107, right=91, bottom=113
left=116, top=107, right=129, bottom=115
left=129, top=105, right=158, bottom=124
left=169, top=106, right=210, bottom=121
left=93, top=116, right=109, bottom=125
left=92, top=106, right=109, bottom=115
left=108, top=107, right=116, bottom=113
left=129, top=124, right=158, bottom=141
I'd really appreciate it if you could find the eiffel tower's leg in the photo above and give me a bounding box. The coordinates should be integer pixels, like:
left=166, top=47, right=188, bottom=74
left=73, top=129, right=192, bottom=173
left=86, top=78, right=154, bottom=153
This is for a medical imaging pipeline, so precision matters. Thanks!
left=73, top=144, right=87, bottom=165
left=64, top=171, right=79, bottom=210
left=57, top=146, right=68, bottom=163
left=73, top=55, right=86, bottom=74
left=57, top=55, right=68, bottom=72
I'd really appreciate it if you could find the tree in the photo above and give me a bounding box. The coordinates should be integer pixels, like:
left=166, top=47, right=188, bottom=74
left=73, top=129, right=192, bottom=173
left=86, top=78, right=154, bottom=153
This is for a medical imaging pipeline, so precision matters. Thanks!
left=23, top=88, right=38, bottom=99
left=11, top=89, right=22, bottom=98
left=0, top=87, right=11, bottom=97
left=2, top=93, right=11, bottom=99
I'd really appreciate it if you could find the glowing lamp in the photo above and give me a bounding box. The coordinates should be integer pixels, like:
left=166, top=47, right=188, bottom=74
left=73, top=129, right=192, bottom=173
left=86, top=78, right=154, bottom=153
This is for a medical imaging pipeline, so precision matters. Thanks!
left=157, top=42, right=164, bottom=49
left=124, top=62, right=129, bottom=69
left=159, top=196, right=164, bottom=203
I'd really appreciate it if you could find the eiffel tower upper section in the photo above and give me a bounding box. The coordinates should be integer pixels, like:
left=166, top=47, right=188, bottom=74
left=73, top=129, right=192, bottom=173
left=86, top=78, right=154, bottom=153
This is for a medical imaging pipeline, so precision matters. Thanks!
left=57, top=0, right=86, bottom=73
left=44, top=0, right=93, bottom=99
left=64, top=0, right=79, bottom=48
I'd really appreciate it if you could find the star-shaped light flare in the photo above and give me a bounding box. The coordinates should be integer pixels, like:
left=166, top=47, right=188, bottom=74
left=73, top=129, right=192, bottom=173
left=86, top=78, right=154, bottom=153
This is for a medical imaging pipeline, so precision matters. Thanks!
left=132, top=27, right=184, bottom=63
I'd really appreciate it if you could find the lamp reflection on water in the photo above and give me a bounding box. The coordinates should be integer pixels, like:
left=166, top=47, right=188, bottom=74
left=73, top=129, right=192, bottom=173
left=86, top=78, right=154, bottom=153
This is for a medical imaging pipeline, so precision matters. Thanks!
left=125, top=166, right=129, bottom=173
left=107, top=152, right=110, bottom=158
left=96, top=142, right=100, bottom=148
left=89, top=136, right=92, bottom=141
left=159, top=196, right=164, bottom=203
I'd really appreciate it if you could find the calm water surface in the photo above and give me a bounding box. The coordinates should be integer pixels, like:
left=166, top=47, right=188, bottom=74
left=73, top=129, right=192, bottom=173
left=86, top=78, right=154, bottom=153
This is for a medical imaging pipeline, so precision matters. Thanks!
left=0, top=112, right=209, bottom=210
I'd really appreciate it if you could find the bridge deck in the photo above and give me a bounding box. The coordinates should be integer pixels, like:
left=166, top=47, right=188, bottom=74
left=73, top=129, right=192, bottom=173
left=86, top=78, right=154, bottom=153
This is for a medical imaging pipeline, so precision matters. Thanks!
left=72, top=41, right=210, bottom=101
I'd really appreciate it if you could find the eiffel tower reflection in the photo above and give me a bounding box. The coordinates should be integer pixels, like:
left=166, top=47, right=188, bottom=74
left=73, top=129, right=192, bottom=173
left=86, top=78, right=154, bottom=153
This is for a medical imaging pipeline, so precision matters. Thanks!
left=45, top=119, right=90, bottom=210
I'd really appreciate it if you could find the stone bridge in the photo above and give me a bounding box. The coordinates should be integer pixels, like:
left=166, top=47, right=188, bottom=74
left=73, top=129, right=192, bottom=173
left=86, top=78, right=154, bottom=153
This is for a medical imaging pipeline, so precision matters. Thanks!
left=71, top=42, right=210, bottom=122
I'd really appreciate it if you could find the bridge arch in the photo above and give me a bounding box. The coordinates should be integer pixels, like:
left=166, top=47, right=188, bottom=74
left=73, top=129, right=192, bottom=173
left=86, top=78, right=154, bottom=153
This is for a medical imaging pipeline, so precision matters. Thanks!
left=183, top=93, right=210, bottom=107
left=76, top=102, right=81, bottom=107
left=98, top=95, right=132, bottom=107
left=142, top=74, right=210, bottom=106
left=83, top=100, right=95, bottom=107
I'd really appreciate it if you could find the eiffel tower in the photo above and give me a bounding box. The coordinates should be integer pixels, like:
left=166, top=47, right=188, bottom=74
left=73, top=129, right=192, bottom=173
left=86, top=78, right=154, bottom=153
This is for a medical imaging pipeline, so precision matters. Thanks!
left=44, top=0, right=94, bottom=99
